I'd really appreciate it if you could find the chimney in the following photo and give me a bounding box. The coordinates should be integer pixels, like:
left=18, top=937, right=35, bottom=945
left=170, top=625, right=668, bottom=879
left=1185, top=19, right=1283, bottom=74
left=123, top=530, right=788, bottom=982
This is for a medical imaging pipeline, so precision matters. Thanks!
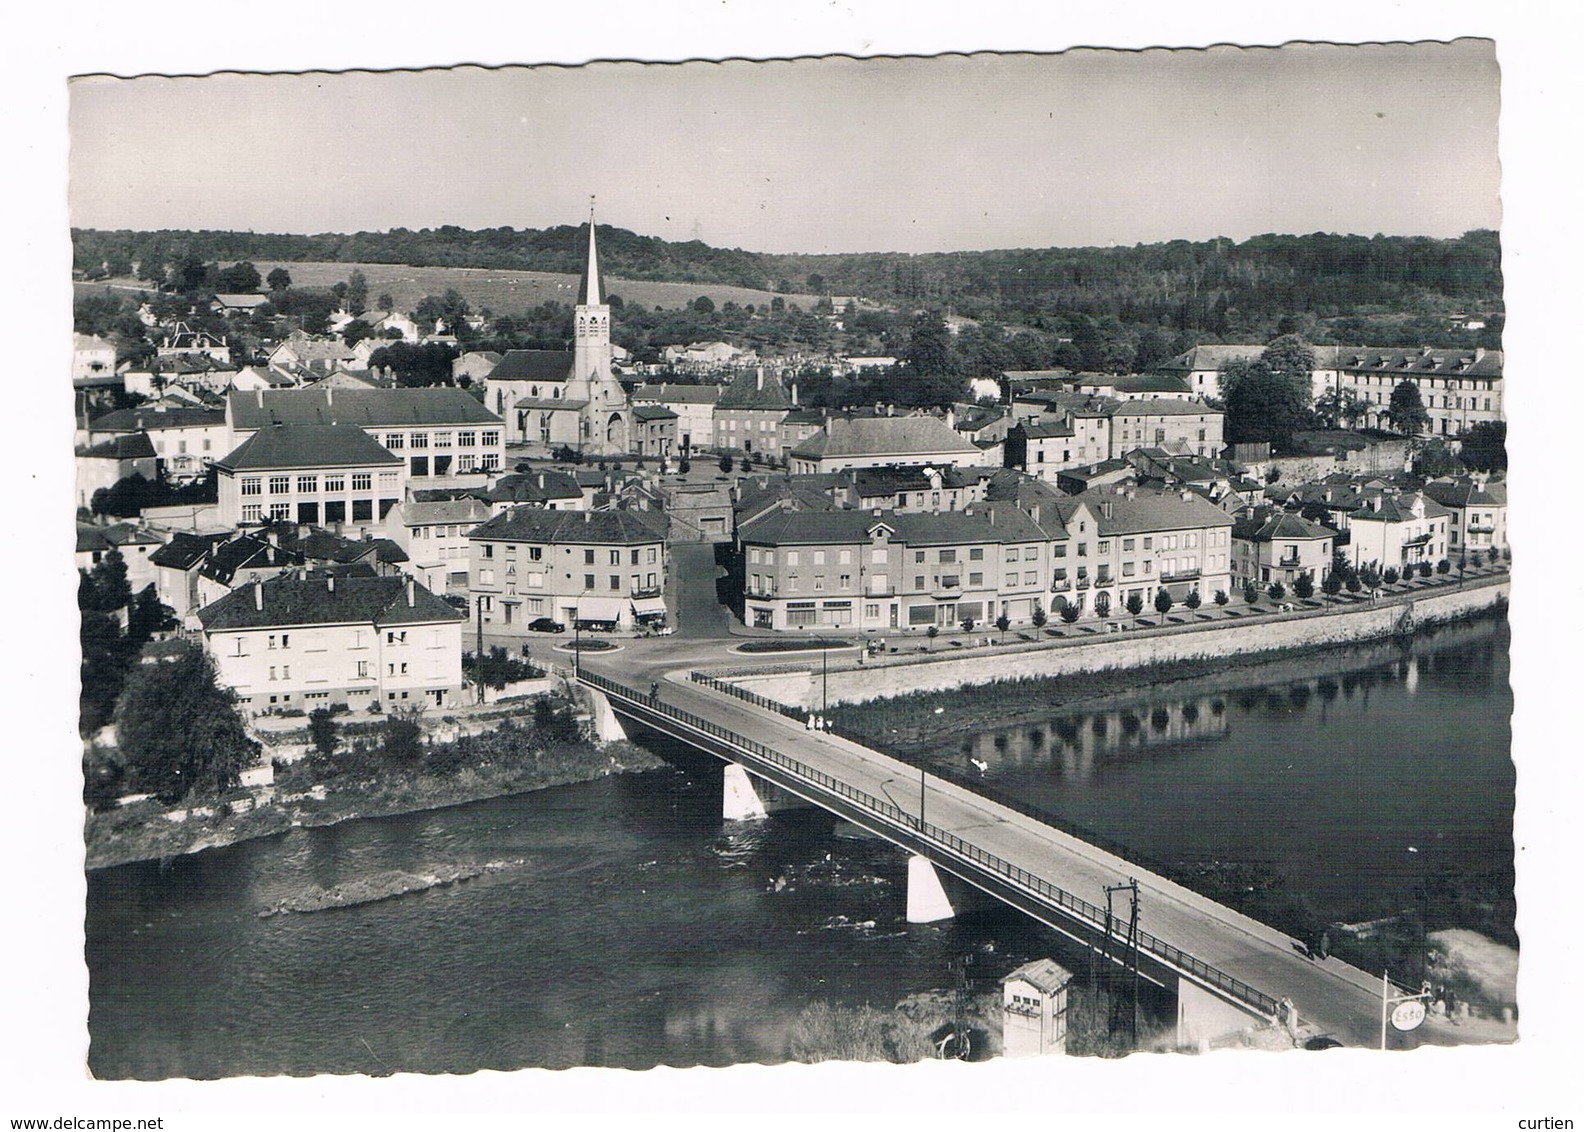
left=406, top=579, right=415, bottom=607
left=327, top=574, right=335, bottom=593
left=1029, top=504, right=1040, bottom=524
left=1474, top=346, right=1487, bottom=362
left=584, top=510, right=592, bottom=524
left=326, top=387, right=333, bottom=407
left=756, top=367, right=764, bottom=391
left=945, top=406, right=956, bottom=430
left=791, top=382, right=799, bottom=406
left=537, top=473, right=545, bottom=489
left=256, top=389, right=264, bottom=408
left=252, top=579, right=263, bottom=611
left=1100, top=500, right=1113, bottom=520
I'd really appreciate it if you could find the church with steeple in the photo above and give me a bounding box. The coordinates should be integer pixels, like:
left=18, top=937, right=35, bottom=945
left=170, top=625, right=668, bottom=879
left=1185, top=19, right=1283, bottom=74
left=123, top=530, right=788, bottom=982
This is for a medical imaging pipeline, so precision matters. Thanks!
left=484, top=206, right=631, bottom=455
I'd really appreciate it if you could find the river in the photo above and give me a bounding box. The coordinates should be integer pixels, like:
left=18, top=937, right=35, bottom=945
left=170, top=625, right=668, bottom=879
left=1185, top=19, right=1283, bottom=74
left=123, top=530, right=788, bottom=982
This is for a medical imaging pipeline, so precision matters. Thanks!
left=85, top=618, right=1512, bottom=1078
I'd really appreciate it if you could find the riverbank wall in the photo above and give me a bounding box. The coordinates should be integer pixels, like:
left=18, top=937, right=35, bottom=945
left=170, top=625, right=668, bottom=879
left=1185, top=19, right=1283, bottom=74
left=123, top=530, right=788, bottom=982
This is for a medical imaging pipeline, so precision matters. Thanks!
left=718, top=576, right=1509, bottom=710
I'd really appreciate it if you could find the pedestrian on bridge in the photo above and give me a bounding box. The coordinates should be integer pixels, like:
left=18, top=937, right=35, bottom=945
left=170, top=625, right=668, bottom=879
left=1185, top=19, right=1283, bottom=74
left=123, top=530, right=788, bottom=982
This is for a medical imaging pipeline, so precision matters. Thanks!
left=650, top=681, right=660, bottom=700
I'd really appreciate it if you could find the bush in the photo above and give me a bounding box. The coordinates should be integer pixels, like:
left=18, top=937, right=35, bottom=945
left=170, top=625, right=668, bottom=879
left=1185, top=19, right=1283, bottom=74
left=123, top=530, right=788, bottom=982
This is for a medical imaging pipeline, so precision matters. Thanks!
left=1345, top=575, right=1362, bottom=594
left=678, top=458, right=691, bottom=474
left=718, top=454, right=734, bottom=474
left=308, top=708, right=338, bottom=758
left=1268, top=581, right=1286, bottom=601
left=1292, top=574, right=1314, bottom=600
left=1214, top=589, right=1229, bottom=606
left=1242, top=580, right=1259, bottom=604
left=1437, top=558, right=1451, bottom=574
left=1419, top=561, right=1433, bottom=578
left=1383, top=567, right=1400, bottom=584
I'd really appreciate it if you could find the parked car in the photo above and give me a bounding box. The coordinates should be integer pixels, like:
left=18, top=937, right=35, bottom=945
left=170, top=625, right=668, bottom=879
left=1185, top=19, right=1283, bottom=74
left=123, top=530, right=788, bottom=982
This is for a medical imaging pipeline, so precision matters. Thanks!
left=527, top=617, right=565, bottom=634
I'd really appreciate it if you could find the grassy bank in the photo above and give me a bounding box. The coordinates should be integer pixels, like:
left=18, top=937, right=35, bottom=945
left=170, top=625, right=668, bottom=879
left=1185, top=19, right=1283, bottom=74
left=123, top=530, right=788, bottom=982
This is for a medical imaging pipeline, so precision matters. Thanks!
left=84, top=726, right=665, bottom=871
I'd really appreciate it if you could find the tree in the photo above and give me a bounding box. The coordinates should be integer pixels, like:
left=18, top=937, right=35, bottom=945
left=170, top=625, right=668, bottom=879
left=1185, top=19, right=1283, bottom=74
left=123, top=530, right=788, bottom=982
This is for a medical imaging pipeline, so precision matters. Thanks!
left=1154, top=589, right=1174, bottom=616
left=1359, top=561, right=1381, bottom=589
left=1222, top=358, right=1313, bottom=450
left=926, top=625, right=939, bottom=651
left=1387, top=381, right=1430, bottom=437
left=1293, top=573, right=1314, bottom=600
left=1383, top=567, right=1400, bottom=585
left=308, top=708, right=339, bottom=759
left=377, top=292, right=395, bottom=313
left=1268, top=581, right=1286, bottom=601
left=341, top=318, right=374, bottom=349
left=1242, top=580, right=1260, bottom=604
left=1322, top=569, right=1343, bottom=596
left=266, top=267, right=293, bottom=293
left=1413, top=439, right=1464, bottom=479
left=678, top=458, right=691, bottom=474
left=1185, top=590, right=1202, bottom=610
left=380, top=711, right=425, bottom=763
left=1459, top=421, right=1507, bottom=472
left=346, top=270, right=369, bottom=317
left=1031, top=605, right=1048, bottom=630
left=1214, top=589, right=1229, bottom=606
left=739, top=456, right=753, bottom=473
left=1418, top=561, right=1433, bottom=579
left=1124, top=592, right=1144, bottom=625
left=85, top=548, right=132, bottom=613
left=960, top=617, right=976, bottom=634
left=692, top=295, right=716, bottom=314
left=718, top=453, right=734, bottom=474
left=115, top=642, right=256, bottom=802
left=903, top=310, right=954, bottom=376
left=1436, top=558, right=1451, bottom=575
left=217, top=261, right=262, bottom=293
left=994, top=613, right=1011, bottom=642
left=1060, top=604, right=1081, bottom=624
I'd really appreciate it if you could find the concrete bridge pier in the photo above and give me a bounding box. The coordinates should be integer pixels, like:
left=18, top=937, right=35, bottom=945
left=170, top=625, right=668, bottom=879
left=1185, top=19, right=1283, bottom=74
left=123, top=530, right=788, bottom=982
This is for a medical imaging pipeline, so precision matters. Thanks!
left=721, top=763, right=816, bottom=821
left=1175, top=978, right=1275, bottom=1051
left=905, top=855, right=997, bottom=923
left=579, top=686, right=630, bottom=744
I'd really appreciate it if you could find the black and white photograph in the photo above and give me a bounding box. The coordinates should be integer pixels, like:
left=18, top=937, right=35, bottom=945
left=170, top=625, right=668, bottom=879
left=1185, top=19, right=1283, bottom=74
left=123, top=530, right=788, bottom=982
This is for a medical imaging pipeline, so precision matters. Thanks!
left=10, top=2, right=1579, bottom=1124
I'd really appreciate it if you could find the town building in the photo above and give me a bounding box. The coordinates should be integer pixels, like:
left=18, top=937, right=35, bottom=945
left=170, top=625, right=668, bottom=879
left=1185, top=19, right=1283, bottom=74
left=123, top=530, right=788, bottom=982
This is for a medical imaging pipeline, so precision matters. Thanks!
left=483, top=218, right=631, bottom=454
left=631, top=404, right=678, bottom=459
left=226, top=385, right=504, bottom=479
left=73, top=333, right=117, bottom=384
left=788, top=414, right=988, bottom=475
left=628, top=383, right=721, bottom=455
left=197, top=574, right=465, bottom=714
left=86, top=405, right=230, bottom=484
left=384, top=495, right=493, bottom=594
left=212, top=422, right=405, bottom=529
left=157, top=322, right=232, bottom=364
left=76, top=522, right=163, bottom=595
left=1422, top=478, right=1508, bottom=556
left=1230, top=508, right=1336, bottom=588
left=1342, top=490, right=1452, bottom=572
left=468, top=507, right=670, bottom=633
left=713, top=368, right=794, bottom=456
left=149, top=531, right=231, bottom=616
left=75, top=433, right=157, bottom=509
left=1001, top=958, right=1075, bottom=1058
left=737, top=502, right=1060, bottom=632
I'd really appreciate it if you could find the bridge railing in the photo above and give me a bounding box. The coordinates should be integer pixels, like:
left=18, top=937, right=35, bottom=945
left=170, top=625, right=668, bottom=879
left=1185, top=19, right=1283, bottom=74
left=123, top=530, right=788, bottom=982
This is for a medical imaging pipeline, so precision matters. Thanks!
left=580, top=669, right=1282, bottom=1018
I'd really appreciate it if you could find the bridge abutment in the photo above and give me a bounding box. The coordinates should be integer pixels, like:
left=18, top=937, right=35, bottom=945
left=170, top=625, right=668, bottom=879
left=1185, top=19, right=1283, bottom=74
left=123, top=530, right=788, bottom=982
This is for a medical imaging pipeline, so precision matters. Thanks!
left=581, top=686, right=629, bottom=743
left=905, top=855, right=996, bottom=923
left=721, top=763, right=815, bottom=821
left=1175, top=978, right=1274, bottom=1051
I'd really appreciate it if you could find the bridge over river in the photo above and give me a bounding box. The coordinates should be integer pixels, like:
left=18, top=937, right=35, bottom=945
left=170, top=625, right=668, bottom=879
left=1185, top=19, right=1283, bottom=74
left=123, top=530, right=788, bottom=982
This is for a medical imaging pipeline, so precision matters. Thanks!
left=568, top=651, right=1410, bottom=1050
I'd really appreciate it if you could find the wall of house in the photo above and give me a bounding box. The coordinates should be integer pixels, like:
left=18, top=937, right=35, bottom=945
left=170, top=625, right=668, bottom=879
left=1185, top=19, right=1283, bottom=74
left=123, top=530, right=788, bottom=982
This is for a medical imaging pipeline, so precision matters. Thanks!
left=720, top=578, right=1508, bottom=709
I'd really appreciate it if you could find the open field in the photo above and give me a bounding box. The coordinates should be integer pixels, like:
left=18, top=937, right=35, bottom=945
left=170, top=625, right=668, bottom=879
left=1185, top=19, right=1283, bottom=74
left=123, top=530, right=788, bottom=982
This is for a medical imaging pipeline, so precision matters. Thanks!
left=76, top=262, right=823, bottom=316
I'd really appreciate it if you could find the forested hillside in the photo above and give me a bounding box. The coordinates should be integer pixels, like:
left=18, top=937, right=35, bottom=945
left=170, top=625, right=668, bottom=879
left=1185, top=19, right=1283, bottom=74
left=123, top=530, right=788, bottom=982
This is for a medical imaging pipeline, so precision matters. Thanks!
left=73, top=225, right=1502, bottom=336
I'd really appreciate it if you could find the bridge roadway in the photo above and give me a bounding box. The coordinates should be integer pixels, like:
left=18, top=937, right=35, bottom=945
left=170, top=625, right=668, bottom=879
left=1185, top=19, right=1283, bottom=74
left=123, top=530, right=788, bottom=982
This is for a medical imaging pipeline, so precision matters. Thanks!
left=570, top=640, right=1396, bottom=1048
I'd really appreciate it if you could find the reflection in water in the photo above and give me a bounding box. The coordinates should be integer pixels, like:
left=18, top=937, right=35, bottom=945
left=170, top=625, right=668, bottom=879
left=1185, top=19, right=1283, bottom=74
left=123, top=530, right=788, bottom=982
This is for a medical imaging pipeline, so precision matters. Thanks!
left=924, top=619, right=1511, bottom=929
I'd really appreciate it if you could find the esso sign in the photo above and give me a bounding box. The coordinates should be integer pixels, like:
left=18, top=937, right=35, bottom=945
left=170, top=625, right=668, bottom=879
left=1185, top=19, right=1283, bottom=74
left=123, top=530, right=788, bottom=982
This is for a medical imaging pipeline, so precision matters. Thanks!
left=1391, top=1000, right=1427, bottom=1031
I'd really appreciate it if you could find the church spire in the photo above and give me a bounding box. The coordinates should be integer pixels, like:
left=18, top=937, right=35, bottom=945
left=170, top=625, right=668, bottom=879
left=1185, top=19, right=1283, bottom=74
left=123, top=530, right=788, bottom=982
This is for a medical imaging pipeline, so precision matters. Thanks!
left=582, top=196, right=602, bottom=307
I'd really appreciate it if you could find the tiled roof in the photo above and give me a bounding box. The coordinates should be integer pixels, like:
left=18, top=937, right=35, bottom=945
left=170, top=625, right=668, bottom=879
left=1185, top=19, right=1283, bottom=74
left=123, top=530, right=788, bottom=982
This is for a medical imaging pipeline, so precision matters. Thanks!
left=1339, top=348, right=1502, bottom=379
left=78, top=433, right=156, bottom=460
left=90, top=407, right=227, bottom=433
left=629, top=383, right=723, bottom=405
left=1100, top=398, right=1222, bottom=419
left=486, top=349, right=577, bottom=382
left=1081, top=374, right=1193, bottom=394
left=633, top=404, right=678, bottom=422
left=741, top=502, right=1056, bottom=547
left=150, top=531, right=228, bottom=570
left=399, top=497, right=493, bottom=526
left=199, top=536, right=307, bottom=584
left=1422, top=479, right=1504, bottom=510
left=228, top=387, right=502, bottom=430
left=1003, top=957, right=1074, bottom=994
left=1232, top=510, right=1335, bottom=543
left=1071, top=485, right=1236, bottom=536
left=791, top=416, right=982, bottom=461
left=717, top=370, right=794, bottom=411
left=486, top=470, right=584, bottom=504
left=215, top=423, right=401, bottom=472
left=198, top=575, right=462, bottom=631
left=469, top=507, right=669, bottom=545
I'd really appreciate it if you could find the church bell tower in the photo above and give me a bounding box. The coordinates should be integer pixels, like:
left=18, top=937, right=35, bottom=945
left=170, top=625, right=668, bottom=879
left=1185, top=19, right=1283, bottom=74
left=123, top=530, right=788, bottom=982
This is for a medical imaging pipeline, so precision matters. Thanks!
left=571, top=199, right=627, bottom=453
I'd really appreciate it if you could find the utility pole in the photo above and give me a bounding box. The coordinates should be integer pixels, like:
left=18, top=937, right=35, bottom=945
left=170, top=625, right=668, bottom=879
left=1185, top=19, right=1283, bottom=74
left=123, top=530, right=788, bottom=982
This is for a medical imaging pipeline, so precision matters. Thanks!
left=1104, top=879, right=1141, bottom=1048
left=475, top=597, right=484, bottom=704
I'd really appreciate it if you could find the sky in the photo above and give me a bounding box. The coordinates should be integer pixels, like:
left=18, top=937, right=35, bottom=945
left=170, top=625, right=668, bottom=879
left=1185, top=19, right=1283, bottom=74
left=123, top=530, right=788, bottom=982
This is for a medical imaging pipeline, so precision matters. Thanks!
left=68, top=40, right=1500, bottom=254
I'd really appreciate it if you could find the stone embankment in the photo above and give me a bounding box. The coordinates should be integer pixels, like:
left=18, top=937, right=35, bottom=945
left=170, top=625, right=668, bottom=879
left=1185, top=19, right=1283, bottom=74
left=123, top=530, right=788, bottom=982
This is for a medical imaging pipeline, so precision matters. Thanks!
left=717, top=576, right=1509, bottom=709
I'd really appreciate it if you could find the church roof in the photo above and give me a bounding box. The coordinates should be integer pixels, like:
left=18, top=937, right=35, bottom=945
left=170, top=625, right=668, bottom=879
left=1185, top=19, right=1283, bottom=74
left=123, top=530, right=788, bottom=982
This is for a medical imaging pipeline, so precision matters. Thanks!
left=487, top=349, right=576, bottom=383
